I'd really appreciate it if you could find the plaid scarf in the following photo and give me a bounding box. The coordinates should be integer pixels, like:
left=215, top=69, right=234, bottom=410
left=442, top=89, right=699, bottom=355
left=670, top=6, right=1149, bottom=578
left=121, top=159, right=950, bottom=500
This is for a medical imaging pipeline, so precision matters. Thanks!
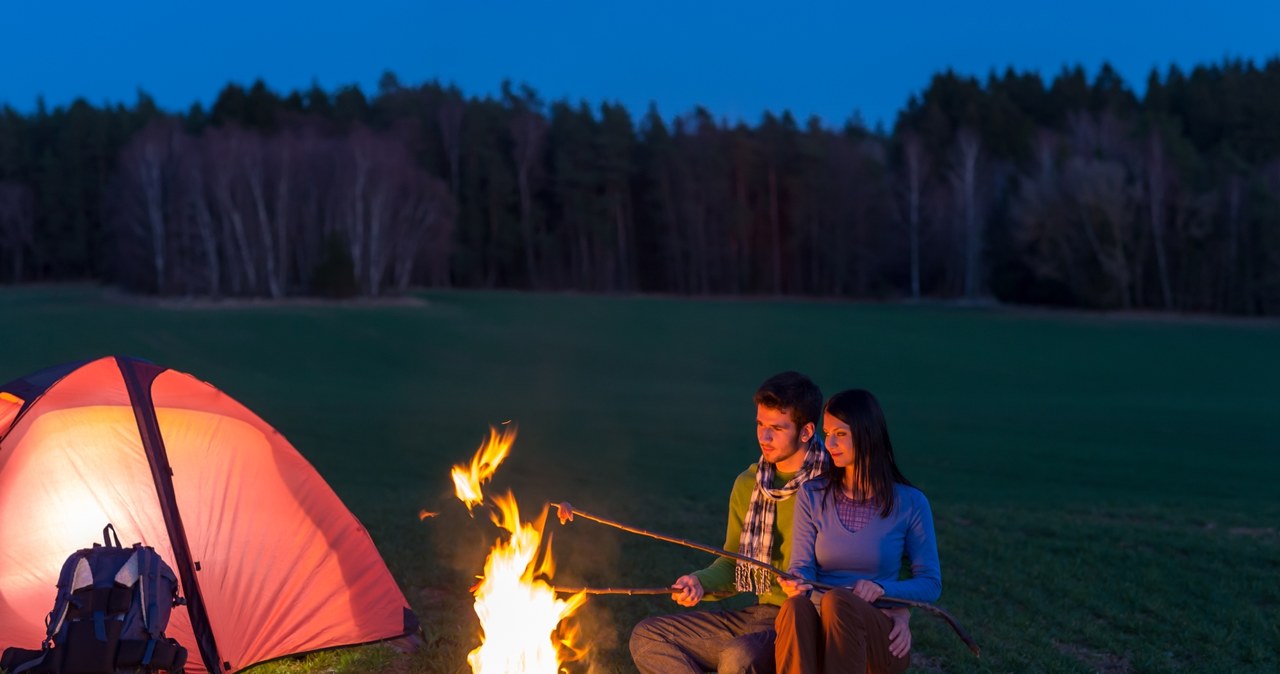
left=735, top=437, right=829, bottom=594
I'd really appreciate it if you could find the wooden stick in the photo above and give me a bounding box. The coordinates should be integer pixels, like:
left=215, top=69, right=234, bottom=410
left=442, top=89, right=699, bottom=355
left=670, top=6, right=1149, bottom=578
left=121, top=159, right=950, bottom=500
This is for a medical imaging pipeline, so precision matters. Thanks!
left=552, top=586, right=674, bottom=596
left=551, top=501, right=980, bottom=657
left=866, top=597, right=981, bottom=657
left=550, top=501, right=794, bottom=578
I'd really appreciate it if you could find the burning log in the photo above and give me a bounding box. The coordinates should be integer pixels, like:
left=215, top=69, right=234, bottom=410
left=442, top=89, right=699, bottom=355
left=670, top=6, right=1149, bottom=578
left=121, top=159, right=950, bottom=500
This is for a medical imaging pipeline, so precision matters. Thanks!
left=553, top=501, right=981, bottom=657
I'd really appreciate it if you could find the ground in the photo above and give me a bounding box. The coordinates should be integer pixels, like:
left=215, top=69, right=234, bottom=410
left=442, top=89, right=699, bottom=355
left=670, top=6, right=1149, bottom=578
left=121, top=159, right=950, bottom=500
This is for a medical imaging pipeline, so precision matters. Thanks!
left=1, top=286, right=1276, bottom=673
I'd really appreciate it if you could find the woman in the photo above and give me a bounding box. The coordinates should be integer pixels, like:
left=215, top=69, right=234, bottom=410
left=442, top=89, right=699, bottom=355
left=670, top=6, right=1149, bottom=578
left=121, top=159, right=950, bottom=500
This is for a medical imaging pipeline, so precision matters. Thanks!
left=775, top=389, right=941, bottom=674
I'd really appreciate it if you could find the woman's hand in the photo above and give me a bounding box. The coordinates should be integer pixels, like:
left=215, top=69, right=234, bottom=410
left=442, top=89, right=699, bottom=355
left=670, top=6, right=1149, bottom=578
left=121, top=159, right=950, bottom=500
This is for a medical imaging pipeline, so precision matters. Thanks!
left=882, top=607, right=912, bottom=658
left=777, top=575, right=812, bottom=598
left=852, top=579, right=884, bottom=603
left=670, top=575, right=704, bottom=607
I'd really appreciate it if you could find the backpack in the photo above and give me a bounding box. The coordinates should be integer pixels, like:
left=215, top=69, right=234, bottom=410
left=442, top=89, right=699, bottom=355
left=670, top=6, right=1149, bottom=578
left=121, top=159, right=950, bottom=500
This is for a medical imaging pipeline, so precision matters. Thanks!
left=1, top=525, right=189, bottom=674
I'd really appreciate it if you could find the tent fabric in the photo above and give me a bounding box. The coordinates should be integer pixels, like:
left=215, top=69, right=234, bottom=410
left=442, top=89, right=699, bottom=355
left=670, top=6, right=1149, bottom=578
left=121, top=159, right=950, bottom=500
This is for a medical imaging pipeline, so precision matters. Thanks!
left=0, top=392, right=19, bottom=432
left=0, top=356, right=417, bottom=673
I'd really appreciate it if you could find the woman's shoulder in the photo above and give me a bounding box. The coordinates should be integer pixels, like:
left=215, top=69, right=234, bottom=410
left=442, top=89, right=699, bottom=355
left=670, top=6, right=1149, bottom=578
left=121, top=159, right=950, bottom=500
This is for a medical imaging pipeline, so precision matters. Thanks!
left=801, top=477, right=832, bottom=494
left=795, top=478, right=834, bottom=508
left=894, top=483, right=931, bottom=507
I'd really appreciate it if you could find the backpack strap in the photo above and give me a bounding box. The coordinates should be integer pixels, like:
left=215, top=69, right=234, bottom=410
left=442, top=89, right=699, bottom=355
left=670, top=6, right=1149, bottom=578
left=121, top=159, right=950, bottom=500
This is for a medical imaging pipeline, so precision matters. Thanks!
left=135, top=547, right=165, bottom=640
left=142, top=637, right=157, bottom=666
left=93, top=609, right=107, bottom=641
left=44, top=551, right=90, bottom=647
left=103, top=523, right=122, bottom=548
left=10, top=652, right=48, bottom=674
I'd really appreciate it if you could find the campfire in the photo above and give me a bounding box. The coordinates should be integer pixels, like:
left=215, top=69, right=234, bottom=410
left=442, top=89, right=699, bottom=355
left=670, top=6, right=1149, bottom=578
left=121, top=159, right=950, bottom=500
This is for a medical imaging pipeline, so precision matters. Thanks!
left=450, top=426, right=587, bottom=673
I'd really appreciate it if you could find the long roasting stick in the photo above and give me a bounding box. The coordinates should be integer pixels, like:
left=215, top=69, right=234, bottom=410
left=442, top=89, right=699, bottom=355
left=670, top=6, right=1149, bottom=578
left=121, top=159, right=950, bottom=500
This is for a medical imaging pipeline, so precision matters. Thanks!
left=552, top=586, right=674, bottom=596
left=551, top=501, right=980, bottom=657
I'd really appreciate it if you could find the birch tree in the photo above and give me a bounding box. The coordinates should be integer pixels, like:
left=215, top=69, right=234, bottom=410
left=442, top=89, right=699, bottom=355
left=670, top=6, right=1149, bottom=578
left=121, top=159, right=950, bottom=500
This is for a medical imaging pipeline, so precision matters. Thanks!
left=951, top=128, right=983, bottom=299
left=1144, top=129, right=1175, bottom=309
left=901, top=134, right=928, bottom=299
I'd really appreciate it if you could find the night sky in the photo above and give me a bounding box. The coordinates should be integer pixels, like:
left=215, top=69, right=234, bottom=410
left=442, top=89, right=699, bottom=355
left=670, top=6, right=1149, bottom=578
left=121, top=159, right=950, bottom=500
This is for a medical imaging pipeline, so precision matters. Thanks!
left=5, top=0, right=1278, bottom=127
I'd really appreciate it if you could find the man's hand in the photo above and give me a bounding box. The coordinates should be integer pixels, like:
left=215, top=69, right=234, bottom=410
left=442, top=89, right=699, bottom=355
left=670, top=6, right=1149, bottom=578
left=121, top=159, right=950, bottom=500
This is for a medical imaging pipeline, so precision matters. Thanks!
left=670, top=575, right=704, bottom=607
left=777, top=575, right=812, bottom=598
left=882, top=607, right=912, bottom=658
left=852, top=579, right=884, bottom=603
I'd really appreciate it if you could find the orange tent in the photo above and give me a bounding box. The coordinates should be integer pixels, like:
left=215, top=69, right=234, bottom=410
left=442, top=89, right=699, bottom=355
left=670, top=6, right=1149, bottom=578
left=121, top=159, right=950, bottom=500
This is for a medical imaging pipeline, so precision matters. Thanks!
left=0, top=356, right=419, bottom=673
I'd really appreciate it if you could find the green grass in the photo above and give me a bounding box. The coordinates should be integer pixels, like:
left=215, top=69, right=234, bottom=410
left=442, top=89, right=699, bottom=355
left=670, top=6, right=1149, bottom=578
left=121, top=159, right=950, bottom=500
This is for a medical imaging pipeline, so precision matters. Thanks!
left=2, top=286, right=1277, bottom=673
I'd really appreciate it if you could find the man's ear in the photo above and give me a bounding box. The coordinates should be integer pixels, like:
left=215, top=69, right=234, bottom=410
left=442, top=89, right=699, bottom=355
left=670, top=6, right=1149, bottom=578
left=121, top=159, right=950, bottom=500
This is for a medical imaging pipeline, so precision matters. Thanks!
left=800, top=422, right=815, bottom=443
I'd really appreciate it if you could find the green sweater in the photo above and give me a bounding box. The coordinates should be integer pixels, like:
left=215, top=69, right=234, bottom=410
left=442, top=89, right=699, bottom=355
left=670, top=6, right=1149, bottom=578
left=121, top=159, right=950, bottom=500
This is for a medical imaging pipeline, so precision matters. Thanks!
left=691, top=465, right=798, bottom=608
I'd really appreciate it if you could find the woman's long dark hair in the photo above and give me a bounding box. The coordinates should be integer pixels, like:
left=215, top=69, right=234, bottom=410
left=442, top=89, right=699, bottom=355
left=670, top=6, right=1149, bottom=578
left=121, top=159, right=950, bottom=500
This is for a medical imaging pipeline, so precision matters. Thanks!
left=819, top=389, right=914, bottom=518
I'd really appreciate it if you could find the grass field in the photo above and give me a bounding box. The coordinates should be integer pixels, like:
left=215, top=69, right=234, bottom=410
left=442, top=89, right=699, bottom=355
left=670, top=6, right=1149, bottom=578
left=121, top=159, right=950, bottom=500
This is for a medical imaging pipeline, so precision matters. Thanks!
left=1, top=286, right=1277, bottom=673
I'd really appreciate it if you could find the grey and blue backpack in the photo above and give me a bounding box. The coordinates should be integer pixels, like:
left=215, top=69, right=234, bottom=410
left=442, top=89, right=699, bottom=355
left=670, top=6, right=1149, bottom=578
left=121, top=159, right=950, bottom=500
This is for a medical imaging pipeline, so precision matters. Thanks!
left=1, top=525, right=188, bottom=674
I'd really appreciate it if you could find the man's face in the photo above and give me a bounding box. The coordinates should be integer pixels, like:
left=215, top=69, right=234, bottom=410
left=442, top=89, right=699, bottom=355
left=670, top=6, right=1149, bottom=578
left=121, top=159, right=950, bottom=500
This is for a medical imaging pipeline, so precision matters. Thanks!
left=756, top=404, right=809, bottom=470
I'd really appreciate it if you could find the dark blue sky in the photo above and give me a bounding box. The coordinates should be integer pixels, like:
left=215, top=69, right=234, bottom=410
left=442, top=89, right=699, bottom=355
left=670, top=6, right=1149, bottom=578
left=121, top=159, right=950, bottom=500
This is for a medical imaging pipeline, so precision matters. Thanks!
left=5, top=0, right=1278, bottom=127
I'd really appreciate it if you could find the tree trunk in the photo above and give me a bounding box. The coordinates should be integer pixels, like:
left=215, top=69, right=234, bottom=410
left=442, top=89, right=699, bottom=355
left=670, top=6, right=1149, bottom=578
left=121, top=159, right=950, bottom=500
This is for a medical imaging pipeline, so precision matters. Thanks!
left=438, top=96, right=465, bottom=202
left=904, top=137, right=925, bottom=299
left=510, top=111, right=546, bottom=288
left=245, top=147, right=283, bottom=299
left=1147, top=132, right=1174, bottom=309
left=1226, top=174, right=1245, bottom=313
left=365, top=184, right=391, bottom=296
left=188, top=163, right=220, bottom=298
left=769, top=163, right=782, bottom=294
left=215, top=169, right=257, bottom=295
left=348, top=138, right=371, bottom=291
left=954, top=129, right=982, bottom=300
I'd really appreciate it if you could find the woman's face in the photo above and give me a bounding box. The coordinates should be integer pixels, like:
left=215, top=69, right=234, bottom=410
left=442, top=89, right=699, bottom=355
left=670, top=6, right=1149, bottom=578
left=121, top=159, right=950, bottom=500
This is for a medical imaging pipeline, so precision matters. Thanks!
left=822, top=412, right=855, bottom=468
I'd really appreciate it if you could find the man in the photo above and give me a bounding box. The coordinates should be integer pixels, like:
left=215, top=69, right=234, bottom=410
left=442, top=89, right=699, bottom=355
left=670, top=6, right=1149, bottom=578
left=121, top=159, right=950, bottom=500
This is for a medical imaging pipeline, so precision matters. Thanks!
left=630, top=371, right=907, bottom=674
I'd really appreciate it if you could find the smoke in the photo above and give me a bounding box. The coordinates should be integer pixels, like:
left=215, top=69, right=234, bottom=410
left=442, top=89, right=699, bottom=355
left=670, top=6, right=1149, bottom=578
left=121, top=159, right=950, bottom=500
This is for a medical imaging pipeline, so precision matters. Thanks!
left=570, top=602, right=621, bottom=674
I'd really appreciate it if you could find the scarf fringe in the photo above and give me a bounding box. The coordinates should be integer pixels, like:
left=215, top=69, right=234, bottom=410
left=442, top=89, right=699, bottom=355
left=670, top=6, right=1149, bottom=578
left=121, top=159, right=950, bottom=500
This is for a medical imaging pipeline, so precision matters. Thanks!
left=735, top=562, right=775, bottom=596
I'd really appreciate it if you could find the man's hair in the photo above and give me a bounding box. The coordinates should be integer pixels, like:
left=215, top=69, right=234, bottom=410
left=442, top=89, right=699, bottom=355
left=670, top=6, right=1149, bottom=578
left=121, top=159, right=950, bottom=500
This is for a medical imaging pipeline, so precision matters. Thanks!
left=753, top=371, right=822, bottom=430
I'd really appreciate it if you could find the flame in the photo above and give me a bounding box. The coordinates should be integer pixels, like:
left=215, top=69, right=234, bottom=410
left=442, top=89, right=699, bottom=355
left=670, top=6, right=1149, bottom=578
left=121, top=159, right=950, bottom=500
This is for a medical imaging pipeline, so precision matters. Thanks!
left=452, top=425, right=517, bottom=513
left=466, top=492, right=587, bottom=673
left=418, top=510, right=438, bottom=520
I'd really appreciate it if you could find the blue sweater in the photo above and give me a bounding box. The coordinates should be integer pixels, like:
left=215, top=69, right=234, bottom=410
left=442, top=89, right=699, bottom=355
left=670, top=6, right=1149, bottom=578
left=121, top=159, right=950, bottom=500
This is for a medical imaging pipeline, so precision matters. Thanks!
left=788, top=481, right=941, bottom=604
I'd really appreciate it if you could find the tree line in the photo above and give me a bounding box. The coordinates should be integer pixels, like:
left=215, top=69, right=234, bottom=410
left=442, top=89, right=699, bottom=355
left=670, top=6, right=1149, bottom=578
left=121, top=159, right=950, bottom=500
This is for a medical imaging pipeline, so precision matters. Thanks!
left=0, top=60, right=1277, bottom=314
